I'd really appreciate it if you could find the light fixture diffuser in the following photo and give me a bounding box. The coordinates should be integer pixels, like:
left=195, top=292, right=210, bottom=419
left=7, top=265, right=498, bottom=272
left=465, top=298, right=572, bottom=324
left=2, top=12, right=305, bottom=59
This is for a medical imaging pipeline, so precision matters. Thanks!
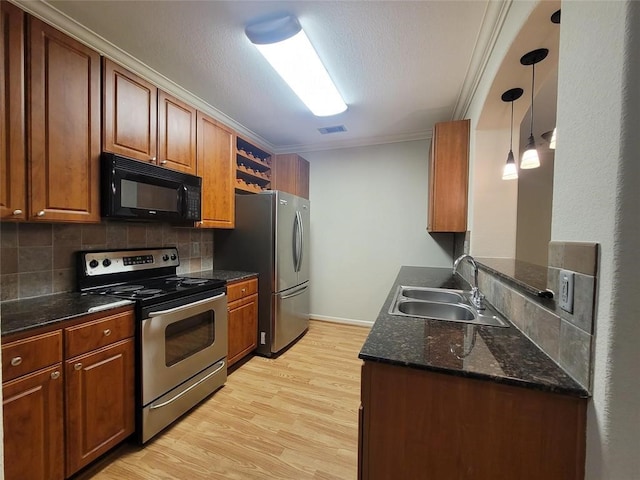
left=246, top=15, right=347, bottom=117
left=521, top=134, right=540, bottom=169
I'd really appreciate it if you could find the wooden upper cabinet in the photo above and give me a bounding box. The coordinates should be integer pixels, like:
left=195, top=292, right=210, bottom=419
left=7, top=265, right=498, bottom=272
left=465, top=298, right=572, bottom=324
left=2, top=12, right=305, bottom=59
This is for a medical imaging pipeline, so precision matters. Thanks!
left=1, top=2, right=26, bottom=221
left=273, top=154, right=310, bottom=199
left=427, top=119, right=469, bottom=233
left=103, top=58, right=158, bottom=162
left=197, top=112, right=235, bottom=228
left=28, top=17, right=101, bottom=223
left=158, top=90, right=197, bottom=174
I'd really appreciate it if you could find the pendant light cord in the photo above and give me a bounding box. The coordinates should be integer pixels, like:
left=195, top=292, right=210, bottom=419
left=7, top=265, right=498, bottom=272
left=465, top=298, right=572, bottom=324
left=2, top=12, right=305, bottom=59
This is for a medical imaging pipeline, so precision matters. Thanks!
left=529, top=63, right=535, bottom=137
left=510, top=100, right=514, bottom=150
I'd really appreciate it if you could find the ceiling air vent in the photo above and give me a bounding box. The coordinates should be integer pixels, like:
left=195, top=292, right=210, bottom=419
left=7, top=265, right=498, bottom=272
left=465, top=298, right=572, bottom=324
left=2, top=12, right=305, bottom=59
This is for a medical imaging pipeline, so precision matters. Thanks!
left=318, top=125, right=347, bottom=135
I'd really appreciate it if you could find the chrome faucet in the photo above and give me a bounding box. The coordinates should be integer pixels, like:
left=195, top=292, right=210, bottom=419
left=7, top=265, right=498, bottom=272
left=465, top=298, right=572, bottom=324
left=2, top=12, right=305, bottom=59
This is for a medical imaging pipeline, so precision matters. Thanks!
left=453, top=254, right=485, bottom=310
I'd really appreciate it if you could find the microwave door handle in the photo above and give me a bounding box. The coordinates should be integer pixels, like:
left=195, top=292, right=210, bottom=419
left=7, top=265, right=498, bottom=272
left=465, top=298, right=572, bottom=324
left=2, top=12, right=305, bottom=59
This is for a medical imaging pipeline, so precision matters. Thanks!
left=179, top=185, right=188, bottom=213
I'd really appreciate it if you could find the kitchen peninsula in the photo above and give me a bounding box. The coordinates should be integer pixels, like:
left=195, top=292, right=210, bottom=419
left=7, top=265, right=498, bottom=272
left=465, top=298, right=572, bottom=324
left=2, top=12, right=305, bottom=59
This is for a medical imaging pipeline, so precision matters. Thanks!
left=358, top=266, right=588, bottom=480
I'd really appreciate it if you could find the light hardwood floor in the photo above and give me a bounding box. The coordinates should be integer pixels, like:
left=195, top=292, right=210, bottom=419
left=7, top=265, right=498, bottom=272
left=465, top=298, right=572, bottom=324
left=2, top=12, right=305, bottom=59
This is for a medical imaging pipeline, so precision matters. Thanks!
left=80, top=320, right=371, bottom=480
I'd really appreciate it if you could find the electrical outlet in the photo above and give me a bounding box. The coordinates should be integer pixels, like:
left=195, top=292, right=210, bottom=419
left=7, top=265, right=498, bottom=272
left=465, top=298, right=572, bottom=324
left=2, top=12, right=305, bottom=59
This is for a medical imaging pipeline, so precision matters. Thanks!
left=559, top=269, right=575, bottom=313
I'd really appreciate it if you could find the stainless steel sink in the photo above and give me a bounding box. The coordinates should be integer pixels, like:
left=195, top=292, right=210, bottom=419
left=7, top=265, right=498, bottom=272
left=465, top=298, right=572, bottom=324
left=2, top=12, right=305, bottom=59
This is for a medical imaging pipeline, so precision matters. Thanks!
left=388, top=286, right=508, bottom=327
left=396, top=300, right=476, bottom=321
left=400, top=287, right=464, bottom=303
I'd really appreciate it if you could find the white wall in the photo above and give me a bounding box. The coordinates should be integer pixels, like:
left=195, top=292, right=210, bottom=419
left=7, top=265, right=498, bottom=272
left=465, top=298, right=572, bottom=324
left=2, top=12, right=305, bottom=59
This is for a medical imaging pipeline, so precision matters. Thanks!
left=553, top=2, right=640, bottom=478
left=304, top=141, right=454, bottom=324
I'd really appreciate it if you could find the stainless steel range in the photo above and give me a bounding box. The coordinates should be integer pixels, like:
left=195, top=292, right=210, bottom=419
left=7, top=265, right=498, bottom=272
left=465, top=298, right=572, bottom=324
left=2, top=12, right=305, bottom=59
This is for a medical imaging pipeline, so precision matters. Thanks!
left=76, top=247, right=227, bottom=443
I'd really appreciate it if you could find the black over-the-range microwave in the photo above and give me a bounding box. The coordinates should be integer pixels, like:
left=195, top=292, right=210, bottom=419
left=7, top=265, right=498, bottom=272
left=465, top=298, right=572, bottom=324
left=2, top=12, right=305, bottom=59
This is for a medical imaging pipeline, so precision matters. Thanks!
left=101, top=152, right=202, bottom=223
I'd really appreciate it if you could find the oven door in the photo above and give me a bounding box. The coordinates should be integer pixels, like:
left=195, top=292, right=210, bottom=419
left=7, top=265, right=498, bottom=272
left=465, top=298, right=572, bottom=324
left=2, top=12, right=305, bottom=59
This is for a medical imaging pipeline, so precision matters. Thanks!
left=141, top=291, right=227, bottom=406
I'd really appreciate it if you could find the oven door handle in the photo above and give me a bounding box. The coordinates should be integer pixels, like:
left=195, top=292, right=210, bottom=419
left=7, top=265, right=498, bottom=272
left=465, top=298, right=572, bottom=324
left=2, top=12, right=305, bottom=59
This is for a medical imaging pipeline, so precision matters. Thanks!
left=148, top=293, right=226, bottom=317
left=149, top=359, right=225, bottom=410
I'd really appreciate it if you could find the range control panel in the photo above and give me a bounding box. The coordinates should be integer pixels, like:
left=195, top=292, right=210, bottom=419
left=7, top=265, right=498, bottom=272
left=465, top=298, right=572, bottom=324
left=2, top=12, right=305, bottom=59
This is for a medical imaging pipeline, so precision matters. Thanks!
left=83, top=248, right=179, bottom=276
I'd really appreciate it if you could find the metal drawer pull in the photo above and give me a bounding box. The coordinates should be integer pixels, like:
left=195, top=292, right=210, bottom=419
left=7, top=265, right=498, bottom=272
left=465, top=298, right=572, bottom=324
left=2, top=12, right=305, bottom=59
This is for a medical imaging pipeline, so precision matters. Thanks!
left=51, top=371, right=60, bottom=380
left=10, top=357, right=22, bottom=367
left=74, top=363, right=83, bottom=371
left=12, top=209, right=22, bottom=215
left=241, top=288, right=246, bottom=294
left=160, top=160, right=167, bottom=165
left=36, top=210, right=45, bottom=217
left=103, top=329, right=111, bottom=336
left=149, top=360, right=225, bottom=410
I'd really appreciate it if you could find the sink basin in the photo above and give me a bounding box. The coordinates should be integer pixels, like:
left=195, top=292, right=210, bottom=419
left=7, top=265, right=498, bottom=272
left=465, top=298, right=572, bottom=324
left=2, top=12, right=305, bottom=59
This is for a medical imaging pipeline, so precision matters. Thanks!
left=388, top=285, right=509, bottom=327
left=396, top=300, right=476, bottom=321
left=400, top=287, right=464, bottom=303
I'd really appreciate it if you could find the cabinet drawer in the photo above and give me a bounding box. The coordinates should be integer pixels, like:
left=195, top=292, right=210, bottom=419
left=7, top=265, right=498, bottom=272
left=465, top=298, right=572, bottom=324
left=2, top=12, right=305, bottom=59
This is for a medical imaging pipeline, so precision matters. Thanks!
left=65, top=310, right=135, bottom=358
left=227, top=278, right=258, bottom=303
left=2, top=331, right=63, bottom=382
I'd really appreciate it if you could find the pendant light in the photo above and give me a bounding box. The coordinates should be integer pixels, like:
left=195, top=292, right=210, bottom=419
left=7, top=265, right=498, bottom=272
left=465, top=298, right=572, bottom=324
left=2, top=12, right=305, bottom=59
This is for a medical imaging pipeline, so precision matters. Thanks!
left=519, top=48, right=548, bottom=169
left=501, top=88, right=524, bottom=180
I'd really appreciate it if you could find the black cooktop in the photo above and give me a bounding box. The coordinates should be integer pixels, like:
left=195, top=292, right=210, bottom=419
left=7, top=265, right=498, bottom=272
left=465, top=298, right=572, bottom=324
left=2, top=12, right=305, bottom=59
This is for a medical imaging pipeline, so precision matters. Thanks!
left=92, top=276, right=226, bottom=302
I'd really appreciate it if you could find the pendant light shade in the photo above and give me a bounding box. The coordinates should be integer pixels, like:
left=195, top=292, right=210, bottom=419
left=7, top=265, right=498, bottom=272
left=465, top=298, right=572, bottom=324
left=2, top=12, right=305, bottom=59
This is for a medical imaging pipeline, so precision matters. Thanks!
left=521, top=134, right=540, bottom=169
left=519, top=48, right=548, bottom=169
left=501, top=87, right=523, bottom=180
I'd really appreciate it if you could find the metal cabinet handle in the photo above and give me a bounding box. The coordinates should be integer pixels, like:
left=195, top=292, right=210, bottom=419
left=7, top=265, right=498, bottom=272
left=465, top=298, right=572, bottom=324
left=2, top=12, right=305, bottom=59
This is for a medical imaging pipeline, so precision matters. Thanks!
left=10, top=357, right=22, bottom=367
left=74, top=363, right=82, bottom=371
left=241, top=288, right=246, bottom=294
left=150, top=157, right=156, bottom=162
left=36, top=210, right=45, bottom=217
left=12, top=209, right=22, bottom=215
left=103, top=329, right=111, bottom=337
left=160, top=160, right=167, bottom=165
left=50, top=371, right=60, bottom=380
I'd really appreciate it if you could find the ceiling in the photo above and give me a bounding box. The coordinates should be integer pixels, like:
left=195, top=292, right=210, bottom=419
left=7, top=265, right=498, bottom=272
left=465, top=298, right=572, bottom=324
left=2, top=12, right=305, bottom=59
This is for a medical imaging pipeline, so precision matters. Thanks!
left=44, top=1, right=496, bottom=153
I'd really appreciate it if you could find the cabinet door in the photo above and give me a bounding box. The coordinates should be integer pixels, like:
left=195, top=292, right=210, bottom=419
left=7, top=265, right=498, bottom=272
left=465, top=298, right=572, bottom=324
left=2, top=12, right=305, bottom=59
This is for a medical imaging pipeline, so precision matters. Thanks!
left=427, top=119, right=469, bottom=232
left=158, top=90, right=197, bottom=174
left=103, top=58, right=158, bottom=162
left=2, top=365, right=64, bottom=480
left=0, top=2, right=26, bottom=221
left=65, top=338, right=135, bottom=477
left=197, top=112, right=235, bottom=228
left=296, top=156, right=310, bottom=200
left=28, top=17, right=101, bottom=222
left=273, top=154, right=299, bottom=196
left=227, top=293, right=258, bottom=367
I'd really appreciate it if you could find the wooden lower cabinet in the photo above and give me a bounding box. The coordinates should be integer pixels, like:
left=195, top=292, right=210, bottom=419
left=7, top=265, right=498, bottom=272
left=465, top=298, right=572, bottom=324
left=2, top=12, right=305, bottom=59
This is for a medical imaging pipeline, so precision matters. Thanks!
left=2, top=365, right=64, bottom=480
left=359, top=361, right=587, bottom=480
left=1, top=308, right=135, bottom=479
left=227, top=278, right=258, bottom=367
left=65, top=338, right=135, bottom=476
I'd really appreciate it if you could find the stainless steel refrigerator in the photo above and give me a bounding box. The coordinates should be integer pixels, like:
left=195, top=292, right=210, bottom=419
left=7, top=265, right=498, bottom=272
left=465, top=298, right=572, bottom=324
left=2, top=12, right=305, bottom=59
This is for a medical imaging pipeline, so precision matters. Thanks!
left=214, top=191, right=310, bottom=356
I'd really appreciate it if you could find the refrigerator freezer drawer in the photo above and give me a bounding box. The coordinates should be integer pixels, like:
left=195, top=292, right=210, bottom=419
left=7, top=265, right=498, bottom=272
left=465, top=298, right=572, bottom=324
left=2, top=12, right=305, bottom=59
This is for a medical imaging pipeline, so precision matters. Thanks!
left=272, top=283, right=310, bottom=353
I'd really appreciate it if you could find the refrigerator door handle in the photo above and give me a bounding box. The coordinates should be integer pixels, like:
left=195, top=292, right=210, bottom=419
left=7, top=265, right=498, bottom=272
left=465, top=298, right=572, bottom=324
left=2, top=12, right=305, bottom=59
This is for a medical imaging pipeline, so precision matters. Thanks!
left=279, top=283, right=309, bottom=300
left=293, top=211, right=302, bottom=272
left=297, top=210, right=304, bottom=273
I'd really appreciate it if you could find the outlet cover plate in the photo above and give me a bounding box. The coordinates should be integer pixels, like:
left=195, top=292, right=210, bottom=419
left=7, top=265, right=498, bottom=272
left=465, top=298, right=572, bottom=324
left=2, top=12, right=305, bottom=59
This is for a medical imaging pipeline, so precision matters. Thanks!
left=559, top=269, right=575, bottom=313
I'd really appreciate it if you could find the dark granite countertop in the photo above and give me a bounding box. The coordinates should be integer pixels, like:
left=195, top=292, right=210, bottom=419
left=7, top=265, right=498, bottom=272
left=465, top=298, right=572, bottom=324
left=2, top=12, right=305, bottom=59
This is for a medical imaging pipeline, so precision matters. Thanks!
left=1, top=293, right=134, bottom=337
left=476, top=257, right=553, bottom=299
left=189, top=269, right=257, bottom=283
left=358, top=266, right=588, bottom=398
left=0, top=270, right=256, bottom=338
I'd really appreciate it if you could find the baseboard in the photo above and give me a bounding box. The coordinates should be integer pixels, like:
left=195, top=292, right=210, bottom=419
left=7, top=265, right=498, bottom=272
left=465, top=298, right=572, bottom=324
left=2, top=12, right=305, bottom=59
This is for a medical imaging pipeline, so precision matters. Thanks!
left=309, top=314, right=374, bottom=328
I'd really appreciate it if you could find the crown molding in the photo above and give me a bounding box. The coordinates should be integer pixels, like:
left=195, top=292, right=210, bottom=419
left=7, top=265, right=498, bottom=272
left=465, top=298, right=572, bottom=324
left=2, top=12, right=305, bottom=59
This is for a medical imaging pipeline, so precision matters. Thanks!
left=452, top=0, right=513, bottom=121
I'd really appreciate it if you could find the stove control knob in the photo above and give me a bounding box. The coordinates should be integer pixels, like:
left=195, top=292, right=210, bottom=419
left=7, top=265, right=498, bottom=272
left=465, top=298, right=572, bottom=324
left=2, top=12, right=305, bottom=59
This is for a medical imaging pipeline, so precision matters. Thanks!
left=162, top=254, right=169, bottom=261
left=102, top=259, right=112, bottom=268
left=170, top=254, right=177, bottom=261
left=89, top=259, right=99, bottom=269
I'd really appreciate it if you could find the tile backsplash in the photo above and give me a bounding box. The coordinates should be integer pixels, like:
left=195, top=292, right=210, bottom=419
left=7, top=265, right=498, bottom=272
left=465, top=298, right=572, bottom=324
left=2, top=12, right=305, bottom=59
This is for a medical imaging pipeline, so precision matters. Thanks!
left=458, top=241, right=598, bottom=391
left=0, top=222, right=214, bottom=301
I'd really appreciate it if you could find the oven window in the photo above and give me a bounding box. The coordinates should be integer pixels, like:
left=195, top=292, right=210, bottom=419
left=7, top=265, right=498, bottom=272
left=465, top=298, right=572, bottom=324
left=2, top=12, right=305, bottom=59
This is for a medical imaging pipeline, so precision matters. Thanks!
left=164, top=311, right=215, bottom=367
left=121, top=179, right=178, bottom=212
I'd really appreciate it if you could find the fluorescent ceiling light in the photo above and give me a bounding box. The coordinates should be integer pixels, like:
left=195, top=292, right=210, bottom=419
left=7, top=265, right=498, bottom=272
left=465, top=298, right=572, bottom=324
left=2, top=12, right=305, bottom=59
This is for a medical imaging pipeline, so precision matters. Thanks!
left=246, top=15, right=347, bottom=117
